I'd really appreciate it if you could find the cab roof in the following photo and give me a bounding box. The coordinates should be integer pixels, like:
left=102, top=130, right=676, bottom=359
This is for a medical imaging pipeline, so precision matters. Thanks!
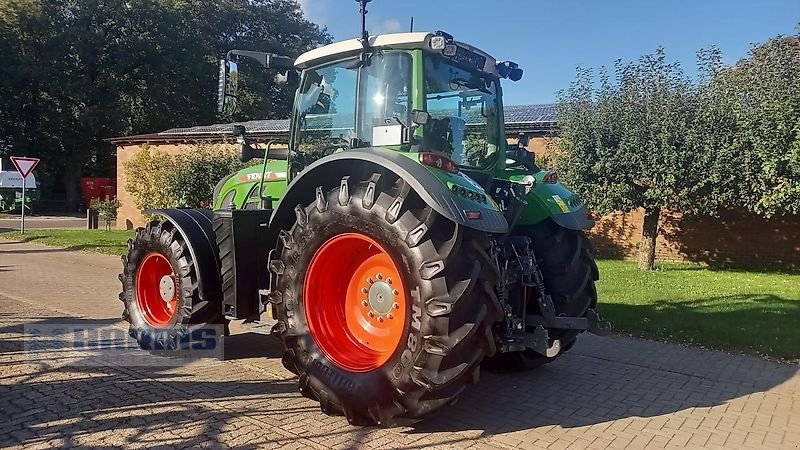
left=294, top=32, right=500, bottom=76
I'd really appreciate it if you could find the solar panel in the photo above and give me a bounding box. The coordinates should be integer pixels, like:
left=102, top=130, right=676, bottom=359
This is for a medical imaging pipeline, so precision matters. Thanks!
left=157, top=104, right=557, bottom=136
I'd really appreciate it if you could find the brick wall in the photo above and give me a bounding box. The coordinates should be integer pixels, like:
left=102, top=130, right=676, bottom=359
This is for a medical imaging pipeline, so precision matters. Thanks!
left=589, top=209, right=800, bottom=270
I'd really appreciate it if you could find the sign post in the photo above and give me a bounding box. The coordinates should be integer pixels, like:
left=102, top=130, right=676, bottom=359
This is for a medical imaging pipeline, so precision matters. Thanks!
left=10, top=157, right=40, bottom=234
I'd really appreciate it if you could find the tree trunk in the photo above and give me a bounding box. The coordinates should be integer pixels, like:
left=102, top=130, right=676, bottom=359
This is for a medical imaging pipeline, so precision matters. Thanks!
left=63, top=163, right=82, bottom=213
left=637, top=207, right=660, bottom=270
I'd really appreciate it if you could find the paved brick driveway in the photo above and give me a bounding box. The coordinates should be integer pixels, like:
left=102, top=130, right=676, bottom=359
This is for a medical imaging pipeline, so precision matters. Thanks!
left=1, top=239, right=799, bottom=449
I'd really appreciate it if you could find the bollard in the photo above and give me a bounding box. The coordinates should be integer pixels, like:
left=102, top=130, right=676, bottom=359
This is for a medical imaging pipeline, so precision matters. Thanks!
left=86, top=208, right=99, bottom=230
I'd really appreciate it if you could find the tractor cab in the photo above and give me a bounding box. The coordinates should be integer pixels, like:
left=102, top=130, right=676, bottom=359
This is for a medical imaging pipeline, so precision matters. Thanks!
left=218, top=30, right=524, bottom=191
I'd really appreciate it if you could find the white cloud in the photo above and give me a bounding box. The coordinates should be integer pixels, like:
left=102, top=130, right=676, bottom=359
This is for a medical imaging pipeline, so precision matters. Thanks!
left=374, top=18, right=404, bottom=35
left=298, top=0, right=328, bottom=26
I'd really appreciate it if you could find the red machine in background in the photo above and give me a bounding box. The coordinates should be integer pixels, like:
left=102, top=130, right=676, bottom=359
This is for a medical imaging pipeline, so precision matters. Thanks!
left=80, top=177, right=116, bottom=206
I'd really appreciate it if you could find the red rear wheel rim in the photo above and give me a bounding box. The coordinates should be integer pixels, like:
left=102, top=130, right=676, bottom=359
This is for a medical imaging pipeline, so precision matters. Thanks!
left=304, top=233, right=408, bottom=372
left=136, top=252, right=178, bottom=326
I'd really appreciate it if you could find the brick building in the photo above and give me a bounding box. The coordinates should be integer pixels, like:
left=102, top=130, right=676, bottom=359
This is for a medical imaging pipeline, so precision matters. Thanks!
left=110, top=104, right=557, bottom=229
left=110, top=104, right=800, bottom=269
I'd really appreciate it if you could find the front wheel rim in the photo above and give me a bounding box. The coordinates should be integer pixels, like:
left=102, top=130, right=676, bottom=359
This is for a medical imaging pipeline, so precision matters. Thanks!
left=135, top=252, right=178, bottom=326
left=304, top=233, right=408, bottom=372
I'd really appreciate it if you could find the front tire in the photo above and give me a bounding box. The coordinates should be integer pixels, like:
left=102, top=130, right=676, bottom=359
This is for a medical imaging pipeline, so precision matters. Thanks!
left=270, top=173, right=501, bottom=426
left=119, top=221, right=227, bottom=350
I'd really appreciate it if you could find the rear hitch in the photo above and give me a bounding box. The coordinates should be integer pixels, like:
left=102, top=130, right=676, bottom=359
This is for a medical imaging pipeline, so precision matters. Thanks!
left=530, top=325, right=561, bottom=357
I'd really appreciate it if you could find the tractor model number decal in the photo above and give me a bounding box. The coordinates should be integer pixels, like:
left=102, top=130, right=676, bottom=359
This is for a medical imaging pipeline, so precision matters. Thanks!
left=239, top=172, right=287, bottom=182
left=552, top=195, right=571, bottom=213
left=394, top=287, right=422, bottom=378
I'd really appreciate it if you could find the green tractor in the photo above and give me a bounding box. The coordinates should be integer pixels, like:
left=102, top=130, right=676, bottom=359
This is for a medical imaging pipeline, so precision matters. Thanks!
left=119, top=0, right=607, bottom=426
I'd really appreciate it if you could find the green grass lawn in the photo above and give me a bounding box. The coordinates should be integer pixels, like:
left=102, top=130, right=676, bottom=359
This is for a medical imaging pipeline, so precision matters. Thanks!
left=596, top=260, right=800, bottom=362
left=0, top=229, right=134, bottom=255
left=2, top=228, right=797, bottom=361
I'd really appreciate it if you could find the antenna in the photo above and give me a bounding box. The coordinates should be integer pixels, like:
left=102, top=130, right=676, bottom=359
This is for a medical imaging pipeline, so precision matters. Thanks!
left=356, top=0, right=371, bottom=42
left=355, top=0, right=372, bottom=63
left=410, top=17, right=414, bottom=32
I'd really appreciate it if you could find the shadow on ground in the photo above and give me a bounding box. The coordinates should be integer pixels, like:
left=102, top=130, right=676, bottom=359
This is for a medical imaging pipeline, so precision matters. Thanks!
left=1, top=315, right=302, bottom=449
left=411, top=332, right=798, bottom=436
left=1, top=303, right=798, bottom=447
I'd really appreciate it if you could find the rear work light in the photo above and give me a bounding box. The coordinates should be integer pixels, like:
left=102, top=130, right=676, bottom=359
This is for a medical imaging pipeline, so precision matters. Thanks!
left=419, top=152, right=458, bottom=173
left=543, top=171, right=559, bottom=183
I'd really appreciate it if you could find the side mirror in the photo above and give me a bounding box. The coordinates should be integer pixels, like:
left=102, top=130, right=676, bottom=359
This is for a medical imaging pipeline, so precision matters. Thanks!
left=239, top=142, right=266, bottom=163
left=274, top=69, right=300, bottom=87
left=218, top=59, right=239, bottom=115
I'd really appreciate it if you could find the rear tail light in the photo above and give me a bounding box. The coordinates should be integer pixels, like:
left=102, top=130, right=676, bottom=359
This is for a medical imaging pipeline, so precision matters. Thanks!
left=543, top=171, right=558, bottom=183
left=420, top=152, right=458, bottom=173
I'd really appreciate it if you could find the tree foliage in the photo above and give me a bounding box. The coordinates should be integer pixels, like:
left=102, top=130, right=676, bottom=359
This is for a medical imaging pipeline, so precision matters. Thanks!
left=554, top=31, right=800, bottom=269
left=719, top=33, right=800, bottom=215
left=0, top=0, right=329, bottom=208
left=553, top=48, right=708, bottom=269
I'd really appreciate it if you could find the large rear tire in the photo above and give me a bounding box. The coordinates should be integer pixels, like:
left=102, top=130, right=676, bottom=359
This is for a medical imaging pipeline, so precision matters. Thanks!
left=119, top=220, right=228, bottom=350
left=270, top=172, right=501, bottom=426
left=493, top=219, right=599, bottom=370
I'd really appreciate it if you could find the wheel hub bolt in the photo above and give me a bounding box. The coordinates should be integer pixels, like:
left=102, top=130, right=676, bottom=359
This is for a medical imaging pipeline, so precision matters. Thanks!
left=377, top=316, right=384, bottom=323
left=361, top=287, right=368, bottom=294
left=368, top=311, right=374, bottom=317
left=392, top=302, right=399, bottom=309
left=387, top=313, right=393, bottom=320
left=386, top=278, right=392, bottom=285
left=361, top=300, right=368, bottom=307
left=367, top=277, right=374, bottom=284
left=392, top=289, right=399, bottom=296
left=376, top=273, right=383, bottom=280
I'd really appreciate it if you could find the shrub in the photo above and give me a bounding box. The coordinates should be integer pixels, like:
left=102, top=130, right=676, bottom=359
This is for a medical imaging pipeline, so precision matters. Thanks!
left=90, top=198, right=121, bottom=230
left=124, top=143, right=245, bottom=214
left=124, top=145, right=179, bottom=213
left=167, top=143, right=245, bottom=208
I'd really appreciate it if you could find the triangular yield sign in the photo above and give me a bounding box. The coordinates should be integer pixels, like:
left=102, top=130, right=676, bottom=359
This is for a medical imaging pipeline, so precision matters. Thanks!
left=10, top=156, right=40, bottom=178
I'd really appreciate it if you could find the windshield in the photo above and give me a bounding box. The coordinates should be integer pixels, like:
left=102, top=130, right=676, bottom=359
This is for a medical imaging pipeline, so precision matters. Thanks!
left=423, top=54, right=501, bottom=169
left=293, top=51, right=412, bottom=165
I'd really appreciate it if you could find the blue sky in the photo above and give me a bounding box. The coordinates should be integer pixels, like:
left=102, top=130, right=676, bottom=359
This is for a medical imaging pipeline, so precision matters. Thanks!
left=298, top=0, right=798, bottom=105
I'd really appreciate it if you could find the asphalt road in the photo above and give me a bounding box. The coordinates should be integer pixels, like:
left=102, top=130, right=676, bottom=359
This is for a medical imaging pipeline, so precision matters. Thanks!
left=1, top=238, right=799, bottom=449
left=0, top=213, right=86, bottom=232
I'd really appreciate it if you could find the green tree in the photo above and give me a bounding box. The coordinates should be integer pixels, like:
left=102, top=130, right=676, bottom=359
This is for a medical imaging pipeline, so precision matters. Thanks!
left=554, top=49, right=717, bottom=270
left=0, top=0, right=329, bottom=209
left=717, top=32, right=800, bottom=215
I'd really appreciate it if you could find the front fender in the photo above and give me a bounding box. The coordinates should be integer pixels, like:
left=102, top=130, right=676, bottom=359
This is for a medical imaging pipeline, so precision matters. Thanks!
left=270, top=148, right=508, bottom=239
left=142, top=208, right=223, bottom=302
left=512, top=172, right=594, bottom=230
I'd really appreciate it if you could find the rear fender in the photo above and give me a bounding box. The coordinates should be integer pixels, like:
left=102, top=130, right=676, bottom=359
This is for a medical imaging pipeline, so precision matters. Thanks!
left=269, top=148, right=508, bottom=245
left=143, top=208, right=223, bottom=302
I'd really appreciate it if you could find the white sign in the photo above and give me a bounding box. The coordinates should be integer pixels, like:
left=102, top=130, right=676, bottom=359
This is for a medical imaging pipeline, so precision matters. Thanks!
left=9, top=156, right=40, bottom=234
left=10, top=156, right=40, bottom=178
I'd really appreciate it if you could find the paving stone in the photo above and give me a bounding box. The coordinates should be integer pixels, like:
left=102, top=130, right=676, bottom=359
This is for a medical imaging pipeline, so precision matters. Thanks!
left=1, top=241, right=800, bottom=450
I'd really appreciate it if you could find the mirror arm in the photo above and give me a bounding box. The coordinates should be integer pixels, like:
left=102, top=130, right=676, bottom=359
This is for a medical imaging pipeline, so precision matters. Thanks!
left=226, top=50, right=294, bottom=69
